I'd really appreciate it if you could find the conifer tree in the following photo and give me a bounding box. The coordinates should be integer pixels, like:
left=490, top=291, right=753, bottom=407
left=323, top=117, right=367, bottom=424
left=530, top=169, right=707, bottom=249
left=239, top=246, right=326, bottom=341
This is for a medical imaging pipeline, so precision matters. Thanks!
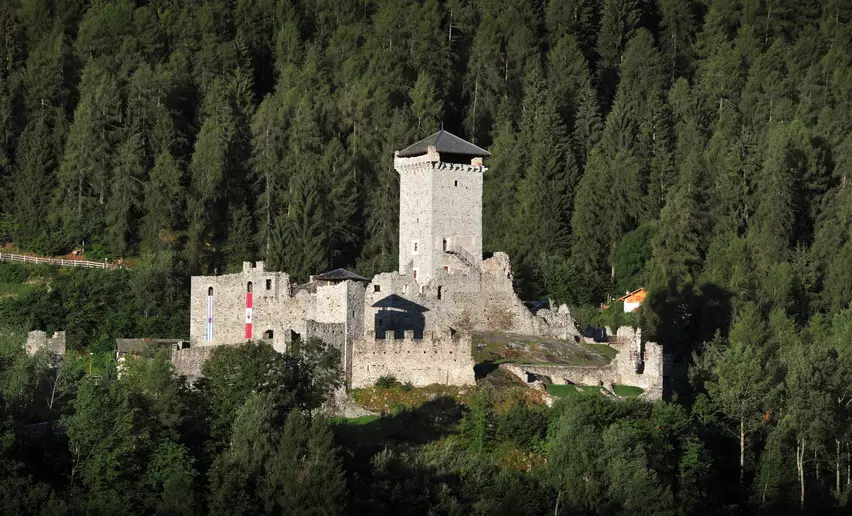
left=573, top=84, right=603, bottom=164
left=11, top=115, right=57, bottom=251
left=273, top=169, right=328, bottom=281
left=187, top=79, right=237, bottom=271
left=141, top=150, right=183, bottom=252
left=546, top=35, right=592, bottom=130
left=410, top=72, right=443, bottom=137
left=595, top=0, right=640, bottom=105
left=106, top=133, right=145, bottom=255
left=650, top=151, right=708, bottom=285
left=250, top=92, right=287, bottom=256
left=482, top=102, right=520, bottom=252
left=321, top=138, right=359, bottom=266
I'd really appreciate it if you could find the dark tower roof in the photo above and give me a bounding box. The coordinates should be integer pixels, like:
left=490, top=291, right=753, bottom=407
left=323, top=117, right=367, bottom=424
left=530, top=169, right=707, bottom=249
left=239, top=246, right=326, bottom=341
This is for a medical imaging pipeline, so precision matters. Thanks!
left=397, top=130, right=491, bottom=158
left=313, top=268, right=370, bottom=282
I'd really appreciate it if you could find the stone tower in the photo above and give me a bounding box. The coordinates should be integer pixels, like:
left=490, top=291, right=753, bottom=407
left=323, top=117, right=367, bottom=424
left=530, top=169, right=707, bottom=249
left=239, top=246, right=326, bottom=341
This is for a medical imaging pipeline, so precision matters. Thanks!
left=394, top=130, right=490, bottom=285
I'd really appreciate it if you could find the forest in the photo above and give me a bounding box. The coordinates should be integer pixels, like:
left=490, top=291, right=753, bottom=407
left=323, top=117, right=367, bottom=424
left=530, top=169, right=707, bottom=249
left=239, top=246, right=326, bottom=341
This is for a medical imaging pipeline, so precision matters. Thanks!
left=3, top=0, right=852, bottom=513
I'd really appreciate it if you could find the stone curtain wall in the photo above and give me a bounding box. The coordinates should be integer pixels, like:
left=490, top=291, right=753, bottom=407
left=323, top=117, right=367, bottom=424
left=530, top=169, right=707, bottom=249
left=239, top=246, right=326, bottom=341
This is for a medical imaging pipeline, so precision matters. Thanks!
left=350, top=330, right=475, bottom=388
left=26, top=331, right=66, bottom=356
left=170, top=344, right=237, bottom=381
left=500, top=327, right=664, bottom=400
left=365, top=253, right=579, bottom=341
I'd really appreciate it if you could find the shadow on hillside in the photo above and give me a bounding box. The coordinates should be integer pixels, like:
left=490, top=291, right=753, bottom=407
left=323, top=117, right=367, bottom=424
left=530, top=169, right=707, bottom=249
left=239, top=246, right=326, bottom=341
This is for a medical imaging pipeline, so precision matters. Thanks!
left=332, top=397, right=463, bottom=460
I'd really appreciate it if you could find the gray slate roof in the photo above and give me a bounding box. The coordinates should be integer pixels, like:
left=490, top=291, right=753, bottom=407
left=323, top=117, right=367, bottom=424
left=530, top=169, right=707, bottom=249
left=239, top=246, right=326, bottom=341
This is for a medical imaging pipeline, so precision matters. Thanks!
left=313, top=268, right=370, bottom=282
left=397, top=130, right=491, bottom=158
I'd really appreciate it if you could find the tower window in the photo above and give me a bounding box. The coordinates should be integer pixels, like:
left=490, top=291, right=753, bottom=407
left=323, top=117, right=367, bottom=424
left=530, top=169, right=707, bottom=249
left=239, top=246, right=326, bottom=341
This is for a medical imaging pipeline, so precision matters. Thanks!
left=413, top=241, right=419, bottom=253
left=442, top=238, right=447, bottom=251
left=437, top=286, right=442, bottom=300
left=413, top=269, right=418, bottom=280
left=454, top=180, right=458, bottom=186
left=265, top=279, right=272, bottom=290
left=247, top=282, right=253, bottom=293
left=208, top=287, right=213, bottom=296
left=374, top=284, right=381, bottom=293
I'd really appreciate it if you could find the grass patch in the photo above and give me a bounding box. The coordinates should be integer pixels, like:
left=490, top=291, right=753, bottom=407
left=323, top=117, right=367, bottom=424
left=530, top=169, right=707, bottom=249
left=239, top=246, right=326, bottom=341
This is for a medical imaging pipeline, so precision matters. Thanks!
left=545, top=384, right=601, bottom=397
left=613, top=384, right=644, bottom=397
left=331, top=415, right=381, bottom=426
left=585, top=343, right=619, bottom=360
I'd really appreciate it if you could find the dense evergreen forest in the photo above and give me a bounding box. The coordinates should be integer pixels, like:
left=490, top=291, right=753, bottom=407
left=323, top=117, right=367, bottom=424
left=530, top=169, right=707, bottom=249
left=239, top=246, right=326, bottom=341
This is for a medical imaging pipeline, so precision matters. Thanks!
left=3, top=0, right=852, bottom=514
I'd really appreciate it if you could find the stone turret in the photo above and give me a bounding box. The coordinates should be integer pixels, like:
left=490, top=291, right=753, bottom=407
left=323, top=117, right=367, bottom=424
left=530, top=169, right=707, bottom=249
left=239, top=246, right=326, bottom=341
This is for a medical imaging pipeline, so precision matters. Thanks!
left=395, top=130, right=490, bottom=285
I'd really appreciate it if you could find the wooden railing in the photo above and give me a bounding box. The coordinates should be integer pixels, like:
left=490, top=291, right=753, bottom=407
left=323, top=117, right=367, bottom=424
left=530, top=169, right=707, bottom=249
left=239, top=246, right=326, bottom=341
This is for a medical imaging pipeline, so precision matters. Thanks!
left=0, top=252, right=124, bottom=270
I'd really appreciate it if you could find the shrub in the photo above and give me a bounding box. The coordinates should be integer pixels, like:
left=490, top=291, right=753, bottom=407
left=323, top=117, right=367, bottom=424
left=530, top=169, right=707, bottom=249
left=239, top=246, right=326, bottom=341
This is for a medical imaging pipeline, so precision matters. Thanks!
left=401, top=381, right=414, bottom=392
left=375, top=375, right=398, bottom=388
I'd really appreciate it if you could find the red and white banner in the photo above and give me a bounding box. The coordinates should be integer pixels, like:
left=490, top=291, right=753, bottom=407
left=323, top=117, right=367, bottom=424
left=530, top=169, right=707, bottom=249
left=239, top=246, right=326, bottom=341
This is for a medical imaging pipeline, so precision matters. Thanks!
left=245, top=291, right=253, bottom=339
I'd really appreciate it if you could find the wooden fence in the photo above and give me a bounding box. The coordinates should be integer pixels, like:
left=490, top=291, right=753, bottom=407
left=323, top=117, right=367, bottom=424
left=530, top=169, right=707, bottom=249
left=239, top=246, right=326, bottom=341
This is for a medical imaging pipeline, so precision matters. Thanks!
left=0, top=252, right=124, bottom=270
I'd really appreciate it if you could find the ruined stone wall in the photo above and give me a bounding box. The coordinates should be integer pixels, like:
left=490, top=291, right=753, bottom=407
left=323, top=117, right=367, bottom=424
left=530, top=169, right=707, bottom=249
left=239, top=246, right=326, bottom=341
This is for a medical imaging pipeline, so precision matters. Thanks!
left=25, top=331, right=66, bottom=356
left=350, top=330, right=475, bottom=388
left=365, top=252, right=578, bottom=340
left=499, top=327, right=664, bottom=400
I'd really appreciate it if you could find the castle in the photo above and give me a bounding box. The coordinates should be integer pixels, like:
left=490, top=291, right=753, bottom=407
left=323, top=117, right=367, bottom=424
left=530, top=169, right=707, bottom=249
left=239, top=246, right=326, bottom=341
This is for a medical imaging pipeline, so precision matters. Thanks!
left=183, top=130, right=654, bottom=392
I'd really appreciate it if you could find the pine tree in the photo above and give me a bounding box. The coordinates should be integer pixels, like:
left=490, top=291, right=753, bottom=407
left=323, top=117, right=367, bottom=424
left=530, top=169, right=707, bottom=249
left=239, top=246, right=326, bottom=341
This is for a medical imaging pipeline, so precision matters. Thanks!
left=141, top=150, right=183, bottom=252
left=250, top=92, right=286, bottom=256
left=512, top=65, right=575, bottom=266
left=187, top=79, right=236, bottom=271
left=106, top=133, right=145, bottom=255
left=748, top=124, right=797, bottom=266
left=650, top=151, right=708, bottom=285
left=273, top=168, right=328, bottom=281
left=11, top=115, right=57, bottom=251
left=574, top=84, right=603, bottom=163
left=546, top=35, right=592, bottom=130
left=321, top=138, right=358, bottom=267
left=224, top=204, right=255, bottom=270
left=658, top=0, right=697, bottom=79
left=595, top=0, right=640, bottom=105
left=546, top=0, right=598, bottom=57
left=482, top=101, right=520, bottom=252
left=409, top=72, right=443, bottom=137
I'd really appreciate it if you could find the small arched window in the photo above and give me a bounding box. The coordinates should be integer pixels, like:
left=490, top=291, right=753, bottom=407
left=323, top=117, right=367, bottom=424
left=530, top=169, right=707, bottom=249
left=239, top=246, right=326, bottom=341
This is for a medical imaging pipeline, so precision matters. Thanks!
left=208, top=287, right=213, bottom=296
left=247, top=282, right=253, bottom=293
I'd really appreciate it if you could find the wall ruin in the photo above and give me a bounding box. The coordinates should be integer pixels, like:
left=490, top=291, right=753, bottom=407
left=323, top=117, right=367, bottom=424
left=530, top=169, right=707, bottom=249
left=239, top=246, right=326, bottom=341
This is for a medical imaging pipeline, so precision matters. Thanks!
left=366, top=252, right=578, bottom=341
left=26, top=330, right=66, bottom=356
left=500, top=327, right=664, bottom=400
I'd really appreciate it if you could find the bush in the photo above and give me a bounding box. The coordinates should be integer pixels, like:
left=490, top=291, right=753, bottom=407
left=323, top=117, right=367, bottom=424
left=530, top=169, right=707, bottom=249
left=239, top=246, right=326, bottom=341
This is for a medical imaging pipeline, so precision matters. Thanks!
left=375, top=375, right=398, bottom=388
left=0, top=263, right=29, bottom=284
left=401, top=381, right=414, bottom=392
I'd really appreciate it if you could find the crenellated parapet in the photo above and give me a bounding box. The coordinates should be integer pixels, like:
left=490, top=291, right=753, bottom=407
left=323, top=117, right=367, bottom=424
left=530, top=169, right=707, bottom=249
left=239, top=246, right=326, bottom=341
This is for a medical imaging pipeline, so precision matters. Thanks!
left=349, top=329, right=475, bottom=388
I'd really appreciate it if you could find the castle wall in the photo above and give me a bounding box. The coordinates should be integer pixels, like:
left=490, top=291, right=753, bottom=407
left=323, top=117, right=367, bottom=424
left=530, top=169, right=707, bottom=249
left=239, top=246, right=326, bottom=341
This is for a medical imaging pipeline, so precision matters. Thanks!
left=189, top=262, right=362, bottom=351
left=350, top=330, right=475, bottom=388
left=499, top=327, right=664, bottom=400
